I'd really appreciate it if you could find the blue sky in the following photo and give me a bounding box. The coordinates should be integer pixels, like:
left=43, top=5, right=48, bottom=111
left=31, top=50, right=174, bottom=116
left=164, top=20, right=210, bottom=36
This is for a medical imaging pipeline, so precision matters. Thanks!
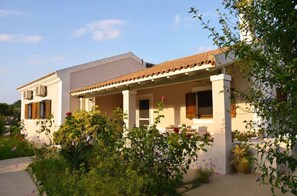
left=0, top=0, right=224, bottom=104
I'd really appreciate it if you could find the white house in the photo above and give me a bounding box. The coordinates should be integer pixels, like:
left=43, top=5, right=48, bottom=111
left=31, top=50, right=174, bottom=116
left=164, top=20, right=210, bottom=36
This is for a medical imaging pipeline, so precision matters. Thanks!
left=17, top=48, right=260, bottom=174
left=17, top=52, right=150, bottom=143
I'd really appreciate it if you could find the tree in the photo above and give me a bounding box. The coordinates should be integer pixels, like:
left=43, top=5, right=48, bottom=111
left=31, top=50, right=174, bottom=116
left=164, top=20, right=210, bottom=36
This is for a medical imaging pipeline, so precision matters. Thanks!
left=190, top=0, right=297, bottom=194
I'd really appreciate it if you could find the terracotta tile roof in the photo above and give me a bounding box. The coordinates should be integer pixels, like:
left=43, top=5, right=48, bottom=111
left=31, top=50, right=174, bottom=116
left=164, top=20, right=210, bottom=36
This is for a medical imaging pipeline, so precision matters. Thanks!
left=17, top=72, right=56, bottom=90
left=71, top=48, right=226, bottom=94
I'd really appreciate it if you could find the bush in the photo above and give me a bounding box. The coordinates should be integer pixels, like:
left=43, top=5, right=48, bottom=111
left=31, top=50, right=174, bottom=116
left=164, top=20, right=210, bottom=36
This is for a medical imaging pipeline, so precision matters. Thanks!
left=53, top=108, right=124, bottom=169
left=34, top=101, right=209, bottom=195
left=122, top=101, right=209, bottom=195
left=0, top=135, right=35, bottom=160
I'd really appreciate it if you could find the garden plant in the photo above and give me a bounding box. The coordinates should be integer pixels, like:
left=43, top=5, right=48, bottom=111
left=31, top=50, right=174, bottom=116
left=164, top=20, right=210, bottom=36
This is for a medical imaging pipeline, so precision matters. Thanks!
left=31, top=100, right=210, bottom=195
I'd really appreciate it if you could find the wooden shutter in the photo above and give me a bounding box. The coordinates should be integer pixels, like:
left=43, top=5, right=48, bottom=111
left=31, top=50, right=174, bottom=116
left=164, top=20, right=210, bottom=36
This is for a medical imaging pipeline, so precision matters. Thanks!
left=32, top=102, right=37, bottom=119
left=186, top=93, right=196, bottom=119
left=25, top=104, right=28, bottom=119
left=36, top=102, right=40, bottom=119
left=231, top=88, right=236, bottom=118
left=45, top=100, right=52, bottom=118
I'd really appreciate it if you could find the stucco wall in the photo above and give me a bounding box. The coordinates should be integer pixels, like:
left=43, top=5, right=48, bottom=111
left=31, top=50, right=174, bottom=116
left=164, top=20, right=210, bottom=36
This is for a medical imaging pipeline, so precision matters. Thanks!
left=22, top=79, right=61, bottom=144
left=70, top=58, right=145, bottom=89
left=95, top=93, right=123, bottom=116
left=230, top=68, right=254, bottom=132
left=137, top=82, right=193, bottom=129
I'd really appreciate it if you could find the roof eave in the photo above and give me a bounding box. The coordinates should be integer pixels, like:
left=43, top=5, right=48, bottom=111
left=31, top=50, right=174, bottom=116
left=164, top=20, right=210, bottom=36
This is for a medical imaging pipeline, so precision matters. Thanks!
left=70, top=63, right=215, bottom=96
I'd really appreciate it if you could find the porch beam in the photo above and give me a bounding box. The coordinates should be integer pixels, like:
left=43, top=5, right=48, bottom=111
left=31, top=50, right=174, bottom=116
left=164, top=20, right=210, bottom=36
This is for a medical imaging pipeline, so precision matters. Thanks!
left=210, top=73, right=232, bottom=174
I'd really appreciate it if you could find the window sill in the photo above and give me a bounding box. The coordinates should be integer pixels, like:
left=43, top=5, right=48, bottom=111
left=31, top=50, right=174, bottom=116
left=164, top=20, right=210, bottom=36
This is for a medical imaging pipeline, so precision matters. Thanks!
left=193, top=118, right=213, bottom=124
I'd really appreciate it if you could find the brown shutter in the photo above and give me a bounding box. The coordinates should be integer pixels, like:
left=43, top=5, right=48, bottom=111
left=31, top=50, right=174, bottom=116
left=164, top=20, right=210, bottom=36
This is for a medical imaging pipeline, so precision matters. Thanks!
left=186, top=93, right=196, bottom=119
left=45, top=100, right=52, bottom=118
left=36, top=102, right=40, bottom=119
left=32, top=102, right=37, bottom=119
left=231, top=89, right=236, bottom=118
left=25, top=104, right=28, bottom=119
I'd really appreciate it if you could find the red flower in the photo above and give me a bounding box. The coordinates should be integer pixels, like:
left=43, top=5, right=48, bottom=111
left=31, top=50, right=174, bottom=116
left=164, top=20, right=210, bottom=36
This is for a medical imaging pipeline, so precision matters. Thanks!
left=173, top=127, right=179, bottom=134
left=66, top=112, right=72, bottom=116
left=161, top=96, right=165, bottom=101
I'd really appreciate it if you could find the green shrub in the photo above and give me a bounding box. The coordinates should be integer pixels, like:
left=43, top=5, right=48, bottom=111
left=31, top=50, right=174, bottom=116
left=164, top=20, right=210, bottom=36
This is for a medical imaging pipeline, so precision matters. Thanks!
left=122, top=101, right=209, bottom=195
left=0, top=135, right=35, bottom=160
left=34, top=102, right=209, bottom=195
left=53, top=108, right=125, bottom=169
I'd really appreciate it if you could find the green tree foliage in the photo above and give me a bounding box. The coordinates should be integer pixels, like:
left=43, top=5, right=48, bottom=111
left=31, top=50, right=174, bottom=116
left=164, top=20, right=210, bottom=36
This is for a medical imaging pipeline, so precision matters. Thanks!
left=190, top=0, right=296, bottom=194
left=0, top=115, right=5, bottom=136
left=0, top=100, right=21, bottom=117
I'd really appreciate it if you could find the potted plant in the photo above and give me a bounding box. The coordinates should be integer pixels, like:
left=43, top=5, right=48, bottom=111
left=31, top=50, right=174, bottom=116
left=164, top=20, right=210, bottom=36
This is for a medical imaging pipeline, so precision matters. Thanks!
left=231, top=143, right=253, bottom=174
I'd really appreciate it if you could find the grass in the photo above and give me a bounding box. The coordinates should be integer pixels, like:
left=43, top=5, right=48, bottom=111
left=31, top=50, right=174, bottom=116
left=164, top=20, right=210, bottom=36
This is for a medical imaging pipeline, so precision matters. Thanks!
left=0, top=135, right=35, bottom=160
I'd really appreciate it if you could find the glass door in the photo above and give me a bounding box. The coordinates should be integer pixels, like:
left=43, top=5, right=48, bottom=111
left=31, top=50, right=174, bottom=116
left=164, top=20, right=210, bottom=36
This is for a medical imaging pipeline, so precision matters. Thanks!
left=138, top=99, right=150, bottom=127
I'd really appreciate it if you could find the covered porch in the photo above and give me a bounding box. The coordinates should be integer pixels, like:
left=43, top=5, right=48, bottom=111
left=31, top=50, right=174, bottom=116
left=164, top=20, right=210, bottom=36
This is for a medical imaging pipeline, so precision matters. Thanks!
left=70, top=49, right=238, bottom=174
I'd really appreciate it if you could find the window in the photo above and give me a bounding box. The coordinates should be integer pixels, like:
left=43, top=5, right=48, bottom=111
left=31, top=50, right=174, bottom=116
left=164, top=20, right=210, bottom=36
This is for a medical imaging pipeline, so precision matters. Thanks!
left=186, top=90, right=213, bottom=119
left=186, top=89, right=236, bottom=119
left=40, top=100, right=46, bottom=118
left=25, top=100, right=51, bottom=119
left=25, top=103, right=33, bottom=119
left=139, top=99, right=150, bottom=127
left=197, top=91, right=213, bottom=118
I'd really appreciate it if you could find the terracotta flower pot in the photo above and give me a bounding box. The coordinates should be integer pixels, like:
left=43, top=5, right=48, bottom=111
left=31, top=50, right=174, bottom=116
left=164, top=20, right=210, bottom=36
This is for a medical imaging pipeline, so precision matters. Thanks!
left=235, top=158, right=250, bottom=174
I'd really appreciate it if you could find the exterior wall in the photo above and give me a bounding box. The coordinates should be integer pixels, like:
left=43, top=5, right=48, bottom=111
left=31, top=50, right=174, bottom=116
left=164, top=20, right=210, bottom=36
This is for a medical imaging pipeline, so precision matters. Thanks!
left=135, top=73, right=254, bottom=135
left=21, top=77, right=61, bottom=144
left=70, top=96, right=80, bottom=113
left=70, top=57, right=145, bottom=90
left=95, top=93, right=123, bottom=116
left=137, top=82, right=193, bottom=130
left=230, top=68, right=254, bottom=132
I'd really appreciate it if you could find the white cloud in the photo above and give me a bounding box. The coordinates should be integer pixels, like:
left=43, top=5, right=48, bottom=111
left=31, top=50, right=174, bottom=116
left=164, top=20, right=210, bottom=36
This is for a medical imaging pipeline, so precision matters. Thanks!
left=0, top=10, right=30, bottom=17
left=174, top=15, right=181, bottom=27
left=174, top=11, right=215, bottom=28
left=72, top=19, right=126, bottom=41
left=0, top=34, right=43, bottom=43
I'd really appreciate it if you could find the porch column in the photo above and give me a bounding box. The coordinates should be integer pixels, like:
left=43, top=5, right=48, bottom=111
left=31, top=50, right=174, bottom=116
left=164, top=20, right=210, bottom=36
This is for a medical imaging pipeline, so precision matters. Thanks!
left=122, top=90, right=137, bottom=129
left=210, top=73, right=232, bottom=174
left=79, top=97, right=84, bottom=111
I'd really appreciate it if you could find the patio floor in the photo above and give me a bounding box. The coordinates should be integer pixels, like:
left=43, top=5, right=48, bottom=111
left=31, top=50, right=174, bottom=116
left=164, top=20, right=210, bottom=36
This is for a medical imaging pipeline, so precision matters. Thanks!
left=184, top=174, right=294, bottom=196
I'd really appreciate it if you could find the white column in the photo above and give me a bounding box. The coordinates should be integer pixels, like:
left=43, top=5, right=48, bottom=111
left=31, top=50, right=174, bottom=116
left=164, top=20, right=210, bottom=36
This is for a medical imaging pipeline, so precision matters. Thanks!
left=210, top=73, right=232, bottom=174
left=86, top=97, right=95, bottom=112
left=79, top=97, right=84, bottom=111
left=122, top=90, right=137, bottom=129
